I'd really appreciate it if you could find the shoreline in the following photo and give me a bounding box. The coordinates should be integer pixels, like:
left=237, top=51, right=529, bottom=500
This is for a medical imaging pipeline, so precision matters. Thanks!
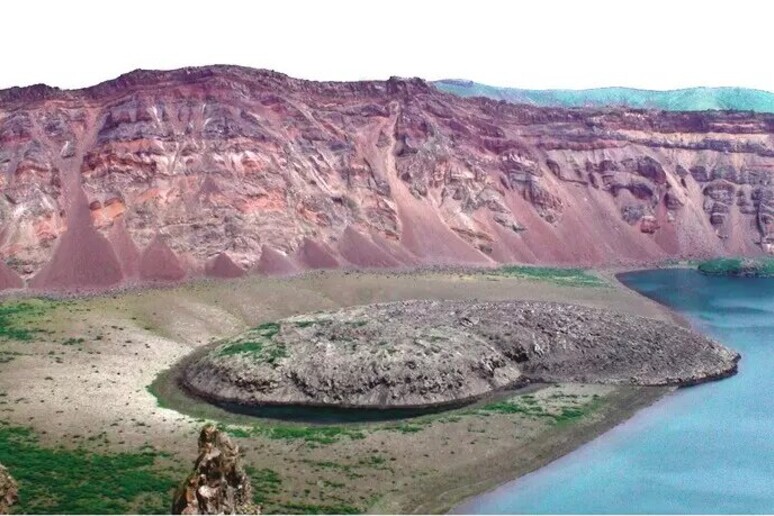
left=386, top=385, right=672, bottom=514
left=0, top=258, right=698, bottom=302
left=436, top=264, right=736, bottom=514
left=418, top=267, right=704, bottom=515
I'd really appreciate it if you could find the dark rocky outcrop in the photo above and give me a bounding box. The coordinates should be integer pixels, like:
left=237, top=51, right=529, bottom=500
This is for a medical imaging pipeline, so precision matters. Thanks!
left=0, top=463, right=17, bottom=514
left=172, top=425, right=257, bottom=515
left=183, top=300, right=740, bottom=410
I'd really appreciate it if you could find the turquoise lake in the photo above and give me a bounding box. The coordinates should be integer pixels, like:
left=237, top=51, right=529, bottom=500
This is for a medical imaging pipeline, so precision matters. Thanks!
left=455, top=269, right=774, bottom=514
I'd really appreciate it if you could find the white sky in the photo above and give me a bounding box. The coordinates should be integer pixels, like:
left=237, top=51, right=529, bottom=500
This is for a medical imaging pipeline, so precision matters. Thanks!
left=2, top=0, right=772, bottom=92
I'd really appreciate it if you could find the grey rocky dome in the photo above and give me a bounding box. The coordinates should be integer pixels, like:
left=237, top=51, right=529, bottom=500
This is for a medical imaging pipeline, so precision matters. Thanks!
left=183, top=300, right=740, bottom=409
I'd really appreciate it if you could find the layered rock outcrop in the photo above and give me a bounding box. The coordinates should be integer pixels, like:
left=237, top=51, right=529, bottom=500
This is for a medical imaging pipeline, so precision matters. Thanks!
left=172, top=424, right=256, bottom=515
left=2, top=66, right=774, bottom=290
left=183, top=300, right=739, bottom=409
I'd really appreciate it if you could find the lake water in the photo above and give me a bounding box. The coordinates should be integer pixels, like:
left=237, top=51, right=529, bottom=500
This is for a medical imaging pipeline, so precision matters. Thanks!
left=456, top=269, right=774, bottom=514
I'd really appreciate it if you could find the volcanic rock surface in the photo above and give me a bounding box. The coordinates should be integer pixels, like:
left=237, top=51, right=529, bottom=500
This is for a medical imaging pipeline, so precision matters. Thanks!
left=0, top=463, right=17, bottom=514
left=172, top=424, right=256, bottom=515
left=183, top=300, right=739, bottom=409
left=3, top=65, right=774, bottom=291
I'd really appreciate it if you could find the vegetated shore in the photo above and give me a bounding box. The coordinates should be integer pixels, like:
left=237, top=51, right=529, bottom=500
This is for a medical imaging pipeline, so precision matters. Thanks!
left=0, top=264, right=721, bottom=514
left=153, top=354, right=672, bottom=514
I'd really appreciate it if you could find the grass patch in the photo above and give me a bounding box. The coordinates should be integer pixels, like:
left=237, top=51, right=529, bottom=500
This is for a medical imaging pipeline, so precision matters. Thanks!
left=225, top=424, right=366, bottom=445
left=278, top=501, right=360, bottom=514
left=698, top=257, right=774, bottom=277
left=551, top=397, right=604, bottom=427
left=217, top=322, right=287, bottom=364
left=380, top=421, right=428, bottom=434
left=254, top=322, right=280, bottom=338
left=218, top=339, right=288, bottom=364
left=244, top=466, right=282, bottom=505
left=0, top=421, right=177, bottom=514
left=491, top=266, right=607, bottom=287
left=218, top=340, right=264, bottom=356
left=264, top=343, right=289, bottom=364
left=479, top=400, right=549, bottom=418
left=258, top=425, right=366, bottom=444
left=0, top=300, right=58, bottom=341
left=479, top=394, right=603, bottom=426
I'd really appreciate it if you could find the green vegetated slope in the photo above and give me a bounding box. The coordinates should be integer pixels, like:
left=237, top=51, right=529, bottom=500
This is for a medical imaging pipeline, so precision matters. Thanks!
left=434, top=80, right=774, bottom=113
left=698, top=257, right=774, bottom=277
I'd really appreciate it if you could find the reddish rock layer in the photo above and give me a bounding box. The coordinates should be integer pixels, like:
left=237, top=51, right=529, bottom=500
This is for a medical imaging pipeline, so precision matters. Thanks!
left=2, top=65, right=774, bottom=290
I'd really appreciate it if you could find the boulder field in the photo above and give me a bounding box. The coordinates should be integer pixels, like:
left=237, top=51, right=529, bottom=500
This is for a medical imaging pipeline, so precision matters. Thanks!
left=2, top=66, right=774, bottom=291
left=182, top=300, right=740, bottom=409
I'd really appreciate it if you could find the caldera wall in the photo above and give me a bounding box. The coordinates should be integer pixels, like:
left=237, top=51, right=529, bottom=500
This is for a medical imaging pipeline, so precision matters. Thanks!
left=2, top=66, right=774, bottom=291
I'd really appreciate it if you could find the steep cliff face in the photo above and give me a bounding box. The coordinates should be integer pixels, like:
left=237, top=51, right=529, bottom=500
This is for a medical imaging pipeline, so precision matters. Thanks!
left=1, top=66, right=773, bottom=290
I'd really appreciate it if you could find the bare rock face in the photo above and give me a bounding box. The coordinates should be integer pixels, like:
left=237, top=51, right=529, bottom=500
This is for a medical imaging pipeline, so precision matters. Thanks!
left=0, top=463, right=18, bottom=514
left=172, top=424, right=256, bottom=515
left=3, top=65, right=774, bottom=291
left=183, top=300, right=740, bottom=410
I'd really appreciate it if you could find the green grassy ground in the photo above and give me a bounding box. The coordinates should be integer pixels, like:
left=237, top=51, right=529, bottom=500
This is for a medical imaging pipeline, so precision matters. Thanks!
left=0, top=422, right=178, bottom=514
left=490, top=266, right=608, bottom=287
left=697, top=257, right=774, bottom=277
left=0, top=299, right=60, bottom=341
left=0, top=269, right=671, bottom=514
